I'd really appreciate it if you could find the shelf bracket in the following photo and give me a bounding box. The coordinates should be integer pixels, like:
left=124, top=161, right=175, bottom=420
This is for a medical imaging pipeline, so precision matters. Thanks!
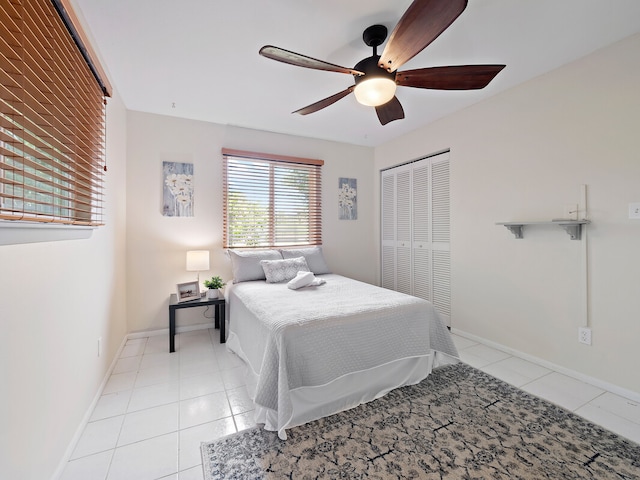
left=504, top=224, right=524, bottom=239
left=497, top=220, right=590, bottom=240
left=559, top=223, right=583, bottom=240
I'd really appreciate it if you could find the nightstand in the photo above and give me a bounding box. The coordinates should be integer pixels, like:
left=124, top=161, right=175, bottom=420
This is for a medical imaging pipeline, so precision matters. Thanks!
left=168, top=294, right=226, bottom=352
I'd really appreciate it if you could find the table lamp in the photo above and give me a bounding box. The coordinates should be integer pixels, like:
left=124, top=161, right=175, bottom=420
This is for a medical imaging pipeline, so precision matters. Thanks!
left=186, top=250, right=210, bottom=285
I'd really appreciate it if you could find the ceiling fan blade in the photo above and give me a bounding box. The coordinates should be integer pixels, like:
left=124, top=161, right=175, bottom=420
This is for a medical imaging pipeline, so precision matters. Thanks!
left=260, top=46, right=364, bottom=76
left=375, top=96, right=405, bottom=125
left=379, top=0, right=467, bottom=73
left=397, top=65, right=505, bottom=90
left=293, top=86, right=355, bottom=115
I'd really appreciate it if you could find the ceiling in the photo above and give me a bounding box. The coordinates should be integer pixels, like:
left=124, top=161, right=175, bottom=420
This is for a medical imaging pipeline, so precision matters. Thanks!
left=74, top=0, right=640, bottom=147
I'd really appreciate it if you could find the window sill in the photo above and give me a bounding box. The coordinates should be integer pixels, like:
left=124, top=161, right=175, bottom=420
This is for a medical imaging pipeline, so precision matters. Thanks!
left=0, top=221, right=95, bottom=245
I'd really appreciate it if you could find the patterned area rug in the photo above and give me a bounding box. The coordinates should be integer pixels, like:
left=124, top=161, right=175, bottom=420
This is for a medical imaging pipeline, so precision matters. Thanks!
left=201, top=363, right=640, bottom=479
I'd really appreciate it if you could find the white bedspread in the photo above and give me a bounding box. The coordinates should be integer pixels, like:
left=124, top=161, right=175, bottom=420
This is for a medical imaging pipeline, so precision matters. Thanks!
left=226, top=274, right=458, bottom=438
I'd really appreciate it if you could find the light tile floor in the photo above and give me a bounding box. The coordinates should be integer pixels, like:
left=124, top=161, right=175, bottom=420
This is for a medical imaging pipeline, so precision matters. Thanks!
left=61, top=330, right=255, bottom=480
left=454, top=334, right=640, bottom=446
left=60, top=330, right=640, bottom=480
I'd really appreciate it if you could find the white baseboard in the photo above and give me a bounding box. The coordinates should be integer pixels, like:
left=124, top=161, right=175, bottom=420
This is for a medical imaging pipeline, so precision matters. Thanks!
left=451, top=328, right=640, bottom=404
left=52, top=322, right=217, bottom=479
left=51, top=335, right=128, bottom=480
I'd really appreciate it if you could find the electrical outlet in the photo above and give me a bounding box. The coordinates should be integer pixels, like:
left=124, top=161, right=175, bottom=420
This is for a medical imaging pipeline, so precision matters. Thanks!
left=564, top=204, right=578, bottom=220
left=629, top=203, right=640, bottom=219
left=578, top=327, right=592, bottom=345
left=98, top=337, right=102, bottom=357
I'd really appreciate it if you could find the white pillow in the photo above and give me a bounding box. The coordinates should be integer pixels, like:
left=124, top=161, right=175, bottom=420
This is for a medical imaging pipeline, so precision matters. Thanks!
left=228, top=249, right=283, bottom=283
left=260, top=256, right=310, bottom=283
left=280, top=246, right=331, bottom=274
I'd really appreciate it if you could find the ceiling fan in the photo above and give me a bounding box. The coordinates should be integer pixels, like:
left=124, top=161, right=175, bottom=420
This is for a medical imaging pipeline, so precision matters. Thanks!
left=259, top=0, right=505, bottom=125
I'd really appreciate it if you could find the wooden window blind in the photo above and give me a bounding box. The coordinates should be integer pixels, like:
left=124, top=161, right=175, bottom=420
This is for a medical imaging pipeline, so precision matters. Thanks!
left=0, top=0, right=109, bottom=226
left=222, top=148, right=323, bottom=249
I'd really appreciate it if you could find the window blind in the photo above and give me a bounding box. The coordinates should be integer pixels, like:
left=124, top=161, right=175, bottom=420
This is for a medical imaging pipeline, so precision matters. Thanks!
left=0, top=0, right=108, bottom=226
left=222, top=148, right=323, bottom=248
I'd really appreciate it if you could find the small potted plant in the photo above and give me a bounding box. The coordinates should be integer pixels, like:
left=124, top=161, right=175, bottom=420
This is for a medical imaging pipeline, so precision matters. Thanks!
left=203, top=275, right=226, bottom=299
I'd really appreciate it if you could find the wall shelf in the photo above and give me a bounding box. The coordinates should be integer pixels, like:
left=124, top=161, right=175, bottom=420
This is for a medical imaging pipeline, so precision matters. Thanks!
left=496, top=220, right=591, bottom=240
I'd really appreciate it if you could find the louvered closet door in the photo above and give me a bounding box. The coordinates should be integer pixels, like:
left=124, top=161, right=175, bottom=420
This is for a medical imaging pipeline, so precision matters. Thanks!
left=431, top=155, right=451, bottom=324
left=380, top=152, right=451, bottom=326
left=412, top=159, right=431, bottom=301
left=381, top=164, right=412, bottom=293
left=381, top=171, right=396, bottom=290
left=395, top=166, right=412, bottom=295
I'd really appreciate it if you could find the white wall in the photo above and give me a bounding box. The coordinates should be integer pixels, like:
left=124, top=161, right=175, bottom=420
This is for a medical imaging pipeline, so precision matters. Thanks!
left=374, top=33, right=640, bottom=395
left=0, top=92, right=128, bottom=479
left=126, top=112, right=375, bottom=333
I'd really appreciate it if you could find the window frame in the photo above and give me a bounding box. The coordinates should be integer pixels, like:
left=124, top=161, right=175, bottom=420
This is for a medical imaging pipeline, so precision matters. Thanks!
left=222, top=148, right=323, bottom=249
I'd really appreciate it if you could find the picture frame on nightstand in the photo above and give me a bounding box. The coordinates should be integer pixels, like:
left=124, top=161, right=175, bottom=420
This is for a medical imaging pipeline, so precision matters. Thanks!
left=176, top=281, right=199, bottom=302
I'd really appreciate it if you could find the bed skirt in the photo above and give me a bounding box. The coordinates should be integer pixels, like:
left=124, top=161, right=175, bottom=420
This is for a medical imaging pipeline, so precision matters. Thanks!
left=227, top=331, right=458, bottom=439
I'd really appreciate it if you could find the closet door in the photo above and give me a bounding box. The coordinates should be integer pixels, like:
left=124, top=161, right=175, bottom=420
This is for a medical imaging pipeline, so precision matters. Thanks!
left=395, top=166, right=412, bottom=295
left=381, top=164, right=412, bottom=293
left=412, top=159, right=431, bottom=301
left=380, top=152, right=451, bottom=326
left=381, top=171, right=395, bottom=290
left=430, top=154, right=451, bottom=324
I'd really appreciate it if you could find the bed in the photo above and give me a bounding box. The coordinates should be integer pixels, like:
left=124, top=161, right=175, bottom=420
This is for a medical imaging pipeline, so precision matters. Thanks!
left=224, top=248, right=459, bottom=439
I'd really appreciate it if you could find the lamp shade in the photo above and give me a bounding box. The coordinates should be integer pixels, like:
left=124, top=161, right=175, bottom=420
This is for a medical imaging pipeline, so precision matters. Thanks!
left=352, top=55, right=398, bottom=107
left=353, top=77, right=397, bottom=107
left=186, top=250, right=210, bottom=271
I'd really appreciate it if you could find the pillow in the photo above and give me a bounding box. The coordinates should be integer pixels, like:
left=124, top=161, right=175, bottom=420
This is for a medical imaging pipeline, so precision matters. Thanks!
left=287, top=271, right=326, bottom=290
left=260, top=256, right=310, bottom=283
left=280, top=246, right=331, bottom=274
left=228, top=249, right=282, bottom=283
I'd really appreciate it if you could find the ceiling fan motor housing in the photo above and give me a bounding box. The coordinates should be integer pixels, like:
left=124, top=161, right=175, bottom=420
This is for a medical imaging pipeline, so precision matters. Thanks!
left=353, top=55, right=397, bottom=85
left=352, top=55, right=398, bottom=107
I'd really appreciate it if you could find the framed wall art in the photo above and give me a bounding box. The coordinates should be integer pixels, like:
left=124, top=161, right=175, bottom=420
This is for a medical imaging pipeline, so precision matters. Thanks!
left=163, top=161, right=194, bottom=217
left=338, top=177, right=357, bottom=220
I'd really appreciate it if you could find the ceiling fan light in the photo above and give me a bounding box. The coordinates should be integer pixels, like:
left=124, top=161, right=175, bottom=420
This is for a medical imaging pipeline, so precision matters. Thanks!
left=354, top=77, right=397, bottom=107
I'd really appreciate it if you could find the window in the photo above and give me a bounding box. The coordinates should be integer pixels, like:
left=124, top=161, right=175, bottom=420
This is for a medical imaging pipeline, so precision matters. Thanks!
left=222, top=148, right=323, bottom=248
left=0, top=0, right=111, bottom=226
